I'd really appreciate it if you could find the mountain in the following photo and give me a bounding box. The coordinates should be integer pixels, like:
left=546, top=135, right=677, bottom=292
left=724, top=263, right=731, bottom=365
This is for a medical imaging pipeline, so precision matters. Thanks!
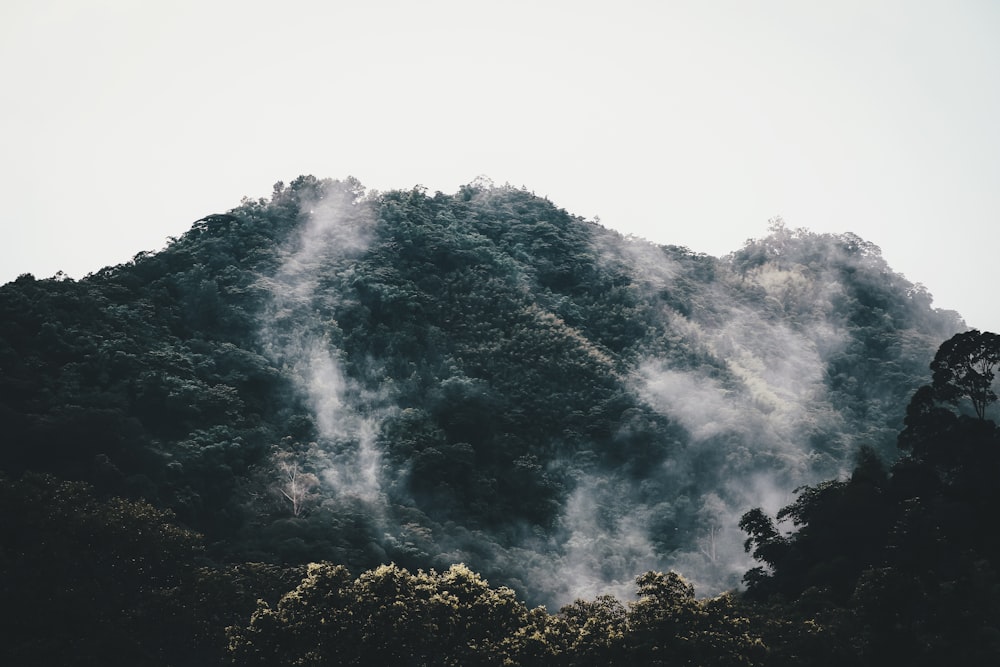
left=0, top=175, right=964, bottom=608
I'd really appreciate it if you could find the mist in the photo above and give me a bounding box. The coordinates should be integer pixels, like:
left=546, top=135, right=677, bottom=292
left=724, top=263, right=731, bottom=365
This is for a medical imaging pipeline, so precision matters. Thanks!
left=258, top=184, right=388, bottom=506
left=241, top=184, right=959, bottom=609
left=544, top=223, right=917, bottom=600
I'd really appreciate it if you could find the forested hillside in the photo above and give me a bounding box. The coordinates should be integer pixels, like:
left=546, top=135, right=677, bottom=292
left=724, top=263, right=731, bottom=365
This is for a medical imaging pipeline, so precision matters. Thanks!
left=2, top=176, right=983, bottom=665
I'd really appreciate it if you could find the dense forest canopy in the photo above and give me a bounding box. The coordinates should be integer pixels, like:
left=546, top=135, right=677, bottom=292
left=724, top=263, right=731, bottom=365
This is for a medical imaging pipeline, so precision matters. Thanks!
left=2, top=176, right=987, bottom=665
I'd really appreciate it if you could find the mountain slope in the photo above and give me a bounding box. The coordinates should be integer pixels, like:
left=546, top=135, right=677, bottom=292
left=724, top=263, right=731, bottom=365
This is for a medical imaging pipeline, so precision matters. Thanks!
left=0, top=176, right=963, bottom=605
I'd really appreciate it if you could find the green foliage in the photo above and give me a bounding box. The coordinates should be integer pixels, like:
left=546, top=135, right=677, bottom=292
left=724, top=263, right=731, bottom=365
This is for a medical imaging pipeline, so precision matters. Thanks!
left=227, top=562, right=531, bottom=666
left=627, top=572, right=765, bottom=666
left=0, top=177, right=977, bottom=664
left=224, top=564, right=777, bottom=667
left=0, top=176, right=959, bottom=575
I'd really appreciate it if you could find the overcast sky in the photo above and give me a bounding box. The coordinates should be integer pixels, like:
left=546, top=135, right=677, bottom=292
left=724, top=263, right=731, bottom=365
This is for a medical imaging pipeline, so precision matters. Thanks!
left=2, top=0, right=998, bottom=331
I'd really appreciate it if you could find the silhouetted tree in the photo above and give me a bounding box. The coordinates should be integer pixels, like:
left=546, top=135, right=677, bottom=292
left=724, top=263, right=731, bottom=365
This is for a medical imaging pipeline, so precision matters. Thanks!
left=930, top=329, right=1000, bottom=420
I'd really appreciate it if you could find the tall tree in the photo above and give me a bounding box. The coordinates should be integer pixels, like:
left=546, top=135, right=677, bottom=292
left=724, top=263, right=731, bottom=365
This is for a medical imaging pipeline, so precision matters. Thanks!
left=930, top=329, right=1000, bottom=420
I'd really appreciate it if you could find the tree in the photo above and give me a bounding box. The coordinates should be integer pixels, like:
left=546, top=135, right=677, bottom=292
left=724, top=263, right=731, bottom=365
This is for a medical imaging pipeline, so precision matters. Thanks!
left=897, top=384, right=959, bottom=460
left=0, top=473, right=207, bottom=666
left=227, top=562, right=532, bottom=666
left=628, top=571, right=766, bottom=666
left=272, top=450, right=320, bottom=516
left=556, top=595, right=628, bottom=664
left=739, top=508, right=787, bottom=573
left=930, top=329, right=1000, bottom=420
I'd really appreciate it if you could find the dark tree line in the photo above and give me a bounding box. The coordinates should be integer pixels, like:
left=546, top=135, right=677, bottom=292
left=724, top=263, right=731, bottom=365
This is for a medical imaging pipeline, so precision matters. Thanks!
left=739, top=329, right=1000, bottom=665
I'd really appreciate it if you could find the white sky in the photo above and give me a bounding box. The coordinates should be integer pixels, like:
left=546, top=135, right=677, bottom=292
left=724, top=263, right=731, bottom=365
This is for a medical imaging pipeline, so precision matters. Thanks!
left=2, top=0, right=998, bottom=332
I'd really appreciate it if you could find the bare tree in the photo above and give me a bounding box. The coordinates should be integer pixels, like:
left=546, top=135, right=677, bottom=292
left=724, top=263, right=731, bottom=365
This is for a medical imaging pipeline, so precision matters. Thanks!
left=698, top=524, right=720, bottom=563
left=274, top=454, right=320, bottom=516
left=697, top=493, right=727, bottom=563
